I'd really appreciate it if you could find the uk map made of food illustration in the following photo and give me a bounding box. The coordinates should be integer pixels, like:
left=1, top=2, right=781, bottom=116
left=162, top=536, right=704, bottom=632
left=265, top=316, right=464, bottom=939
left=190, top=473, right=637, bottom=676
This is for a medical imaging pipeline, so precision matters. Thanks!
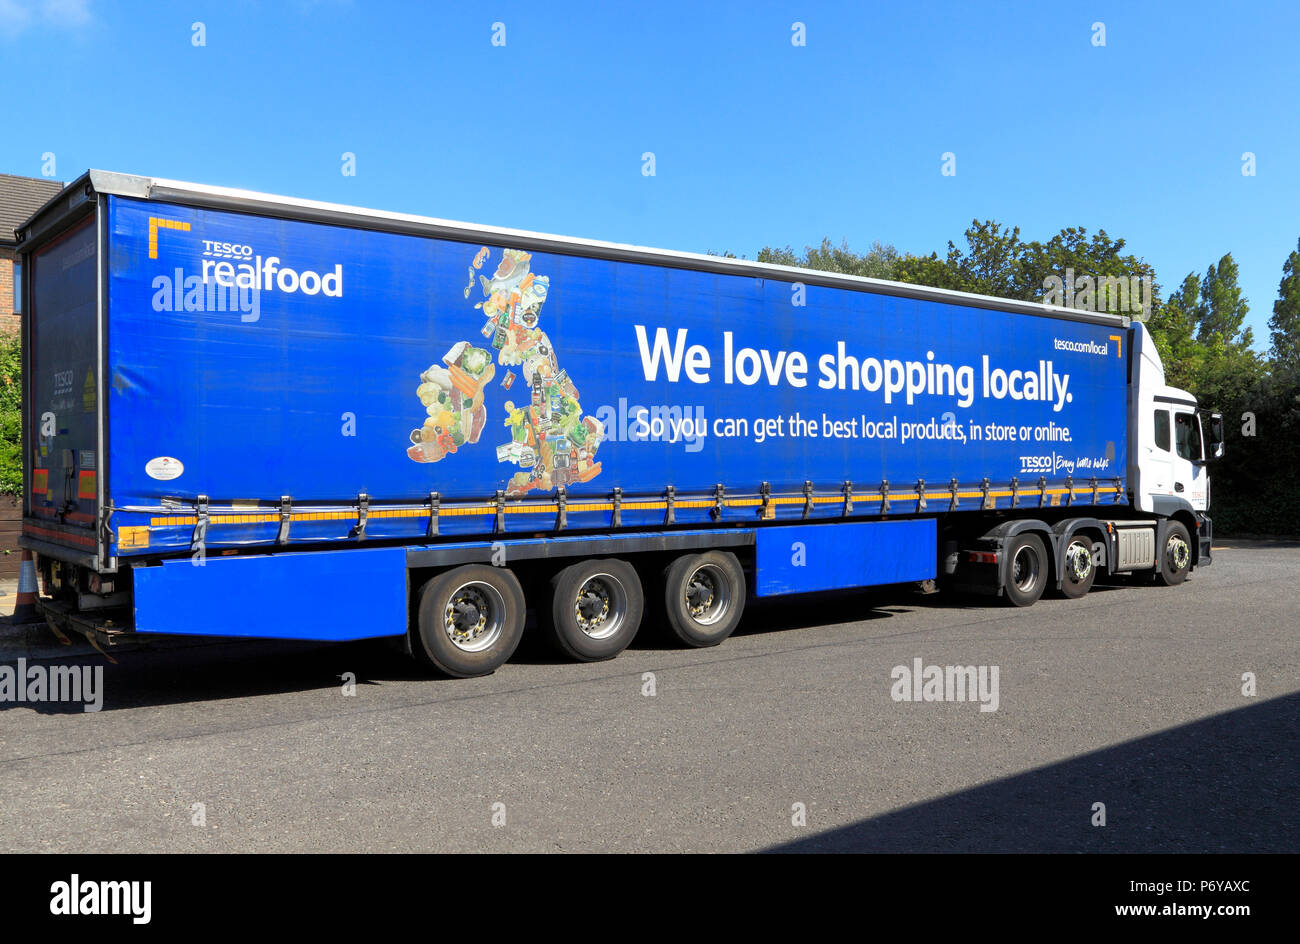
left=406, top=247, right=605, bottom=497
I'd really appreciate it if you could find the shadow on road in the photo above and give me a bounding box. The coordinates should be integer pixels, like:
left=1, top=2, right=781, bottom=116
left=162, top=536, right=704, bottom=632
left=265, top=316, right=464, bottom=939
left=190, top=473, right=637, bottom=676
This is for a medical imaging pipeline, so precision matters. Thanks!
left=0, top=636, right=425, bottom=714
left=763, top=692, right=1300, bottom=853
left=0, top=584, right=930, bottom=710
left=0, top=579, right=1198, bottom=713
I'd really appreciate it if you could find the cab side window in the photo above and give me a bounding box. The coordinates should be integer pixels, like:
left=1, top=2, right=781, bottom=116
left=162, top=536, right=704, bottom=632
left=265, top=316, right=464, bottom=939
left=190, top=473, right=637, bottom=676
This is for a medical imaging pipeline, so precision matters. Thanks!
left=1174, top=411, right=1201, bottom=461
left=1153, top=409, right=1171, bottom=451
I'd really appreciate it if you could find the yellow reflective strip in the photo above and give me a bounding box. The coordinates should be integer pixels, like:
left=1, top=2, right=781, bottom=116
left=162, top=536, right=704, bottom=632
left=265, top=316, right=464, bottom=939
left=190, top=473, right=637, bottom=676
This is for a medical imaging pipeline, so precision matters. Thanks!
left=137, top=483, right=1125, bottom=530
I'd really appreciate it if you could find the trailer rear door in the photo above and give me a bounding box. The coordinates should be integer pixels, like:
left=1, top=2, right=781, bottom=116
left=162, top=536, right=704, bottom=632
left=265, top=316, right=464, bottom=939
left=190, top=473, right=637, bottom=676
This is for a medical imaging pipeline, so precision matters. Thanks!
left=24, top=213, right=101, bottom=560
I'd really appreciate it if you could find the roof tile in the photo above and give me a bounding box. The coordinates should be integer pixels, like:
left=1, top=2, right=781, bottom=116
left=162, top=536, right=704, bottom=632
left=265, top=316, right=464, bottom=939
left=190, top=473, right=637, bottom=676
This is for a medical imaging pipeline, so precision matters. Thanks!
left=0, top=173, right=66, bottom=244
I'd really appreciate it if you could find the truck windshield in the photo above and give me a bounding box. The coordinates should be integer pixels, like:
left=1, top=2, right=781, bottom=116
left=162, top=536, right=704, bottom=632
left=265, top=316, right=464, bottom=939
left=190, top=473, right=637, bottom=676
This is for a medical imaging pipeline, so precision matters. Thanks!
left=1174, top=411, right=1202, bottom=461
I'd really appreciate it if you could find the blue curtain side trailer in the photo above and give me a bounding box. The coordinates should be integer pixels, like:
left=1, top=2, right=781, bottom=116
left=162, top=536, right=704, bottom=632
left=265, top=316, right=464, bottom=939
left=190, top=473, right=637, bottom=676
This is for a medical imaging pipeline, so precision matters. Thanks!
left=17, top=172, right=1222, bottom=676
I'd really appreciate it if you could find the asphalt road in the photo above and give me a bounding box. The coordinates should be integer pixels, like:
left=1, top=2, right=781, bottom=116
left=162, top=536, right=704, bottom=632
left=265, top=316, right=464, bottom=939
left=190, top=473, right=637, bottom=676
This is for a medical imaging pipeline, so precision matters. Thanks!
left=1, top=541, right=1296, bottom=853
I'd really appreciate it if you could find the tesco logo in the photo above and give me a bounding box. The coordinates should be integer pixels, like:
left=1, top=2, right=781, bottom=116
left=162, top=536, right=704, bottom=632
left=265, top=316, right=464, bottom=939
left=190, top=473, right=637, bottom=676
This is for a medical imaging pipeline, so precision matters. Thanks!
left=202, top=240, right=253, bottom=260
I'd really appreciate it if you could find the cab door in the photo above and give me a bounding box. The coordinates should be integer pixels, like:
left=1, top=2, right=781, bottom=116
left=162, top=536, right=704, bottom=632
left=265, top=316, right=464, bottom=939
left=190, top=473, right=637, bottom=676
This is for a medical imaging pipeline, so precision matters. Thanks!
left=1172, top=409, right=1206, bottom=508
left=1145, top=406, right=1174, bottom=495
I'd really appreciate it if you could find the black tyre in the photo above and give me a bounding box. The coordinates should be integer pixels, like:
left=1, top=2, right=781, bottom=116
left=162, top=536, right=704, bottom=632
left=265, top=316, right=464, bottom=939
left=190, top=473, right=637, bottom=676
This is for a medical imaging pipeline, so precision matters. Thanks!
left=662, top=551, right=746, bottom=647
left=1157, top=521, right=1193, bottom=586
left=412, top=565, right=526, bottom=677
left=1003, top=533, right=1048, bottom=607
left=1057, top=534, right=1097, bottom=599
left=544, top=558, right=644, bottom=662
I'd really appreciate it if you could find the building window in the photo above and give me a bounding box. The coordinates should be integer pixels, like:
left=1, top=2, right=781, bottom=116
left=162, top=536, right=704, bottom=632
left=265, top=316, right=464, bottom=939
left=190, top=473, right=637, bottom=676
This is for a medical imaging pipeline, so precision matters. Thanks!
left=12, top=260, right=20, bottom=315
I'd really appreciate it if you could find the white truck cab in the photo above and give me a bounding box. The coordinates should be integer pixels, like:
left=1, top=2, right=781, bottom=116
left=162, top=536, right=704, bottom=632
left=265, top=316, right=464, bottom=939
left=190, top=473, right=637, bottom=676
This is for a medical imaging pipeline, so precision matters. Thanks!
left=1129, top=323, right=1223, bottom=516
left=1125, top=323, right=1223, bottom=580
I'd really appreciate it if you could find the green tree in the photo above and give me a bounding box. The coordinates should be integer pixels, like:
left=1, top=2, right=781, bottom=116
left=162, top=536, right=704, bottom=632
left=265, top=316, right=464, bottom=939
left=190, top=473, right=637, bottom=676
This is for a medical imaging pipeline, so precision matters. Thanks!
left=891, top=250, right=968, bottom=293
left=1268, top=238, right=1300, bottom=374
left=892, top=221, right=1025, bottom=298
left=0, top=333, right=22, bottom=495
left=939, top=220, right=1027, bottom=298
left=1143, top=253, right=1265, bottom=410
left=1022, top=227, right=1158, bottom=314
left=1200, top=244, right=1300, bottom=535
left=891, top=220, right=1158, bottom=310
left=1146, top=272, right=1203, bottom=391
left=1198, top=254, right=1252, bottom=346
left=754, top=238, right=900, bottom=280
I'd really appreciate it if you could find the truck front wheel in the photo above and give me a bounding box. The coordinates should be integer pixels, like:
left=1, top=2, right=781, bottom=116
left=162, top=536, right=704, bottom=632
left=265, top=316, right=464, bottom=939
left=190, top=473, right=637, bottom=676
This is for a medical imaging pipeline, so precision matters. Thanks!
left=1158, top=522, right=1193, bottom=586
left=662, top=551, right=746, bottom=647
left=413, top=565, right=526, bottom=677
left=1003, top=533, right=1048, bottom=607
left=544, top=558, right=644, bottom=662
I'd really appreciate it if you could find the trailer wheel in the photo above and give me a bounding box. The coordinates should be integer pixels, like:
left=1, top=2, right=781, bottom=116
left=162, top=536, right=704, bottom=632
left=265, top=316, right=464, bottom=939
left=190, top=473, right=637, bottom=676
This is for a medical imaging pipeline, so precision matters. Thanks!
left=662, top=551, right=745, bottom=647
left=1057, top=535, right=1096, bottom=599
left=1003, top=533, right=1048, bottom=607
left=544, top=559, right=644, bottom=662
left=1158, top=522, right=1193, bottom=586
left=412, top=565, right=526, bottom=677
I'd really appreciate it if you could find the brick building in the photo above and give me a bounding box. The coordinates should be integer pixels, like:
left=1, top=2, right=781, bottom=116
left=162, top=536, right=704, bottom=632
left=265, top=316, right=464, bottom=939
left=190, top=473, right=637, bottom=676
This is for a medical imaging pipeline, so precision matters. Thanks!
left=0, top=173, right=65, bottom=336
left=0, top=174, right=63, bottom=577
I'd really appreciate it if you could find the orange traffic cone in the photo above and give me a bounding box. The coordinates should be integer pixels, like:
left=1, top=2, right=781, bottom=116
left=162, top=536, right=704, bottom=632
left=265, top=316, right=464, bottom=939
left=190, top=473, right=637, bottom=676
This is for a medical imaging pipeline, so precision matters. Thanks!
left=10, top=549, right=41, bottom=623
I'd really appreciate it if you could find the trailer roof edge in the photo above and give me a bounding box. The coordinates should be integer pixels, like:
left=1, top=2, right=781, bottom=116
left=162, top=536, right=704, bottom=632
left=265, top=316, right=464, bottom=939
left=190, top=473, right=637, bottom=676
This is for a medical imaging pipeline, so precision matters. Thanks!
left=25, top=170, right=1130, bottom=329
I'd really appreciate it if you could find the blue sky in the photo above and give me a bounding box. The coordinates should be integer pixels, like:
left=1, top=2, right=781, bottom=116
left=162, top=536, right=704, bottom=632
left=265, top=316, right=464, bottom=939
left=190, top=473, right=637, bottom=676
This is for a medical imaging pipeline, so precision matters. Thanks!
left=2, top=0, right=1297, bottom=349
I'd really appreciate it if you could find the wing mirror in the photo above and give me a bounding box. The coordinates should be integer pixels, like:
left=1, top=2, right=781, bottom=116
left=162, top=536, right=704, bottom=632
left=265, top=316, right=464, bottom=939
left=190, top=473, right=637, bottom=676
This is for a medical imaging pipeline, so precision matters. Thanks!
left=1206, top=412, right=1225, bottom=459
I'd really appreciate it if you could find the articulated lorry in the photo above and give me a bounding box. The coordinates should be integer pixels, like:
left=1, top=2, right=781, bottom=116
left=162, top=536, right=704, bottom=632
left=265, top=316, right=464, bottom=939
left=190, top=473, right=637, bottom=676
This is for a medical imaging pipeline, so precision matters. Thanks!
left=17, top=171, right=1223, bottom=676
